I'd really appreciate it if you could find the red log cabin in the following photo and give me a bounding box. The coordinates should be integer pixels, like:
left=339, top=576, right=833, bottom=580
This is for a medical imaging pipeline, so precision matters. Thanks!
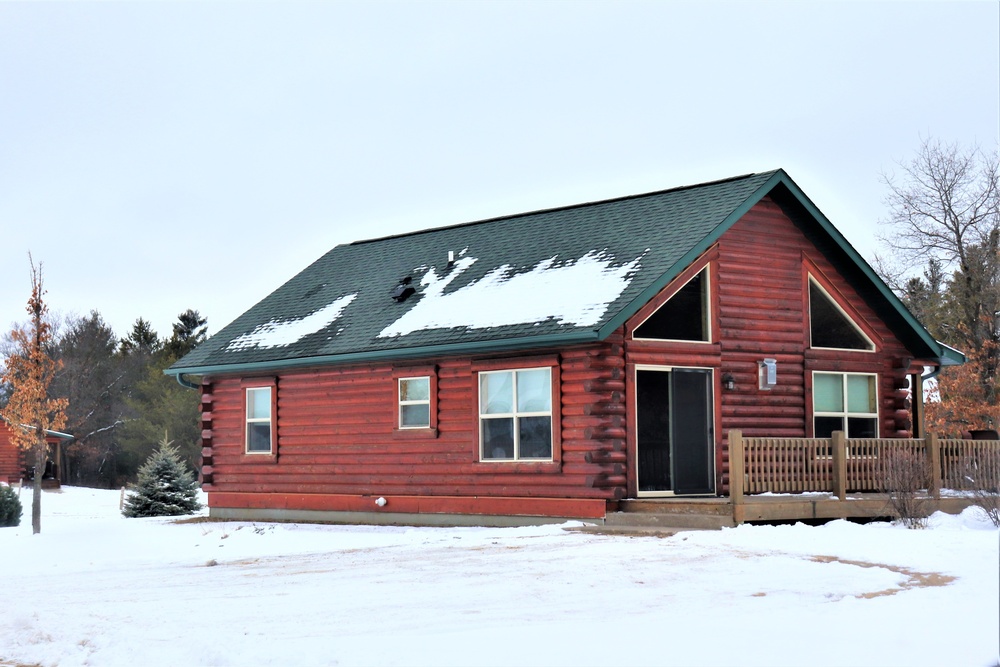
left=166, top=170, right=963, bottom=525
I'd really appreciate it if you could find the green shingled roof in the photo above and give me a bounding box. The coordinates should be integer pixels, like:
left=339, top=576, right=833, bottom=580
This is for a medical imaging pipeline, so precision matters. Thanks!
left=167, top=170, right=958, bottom=377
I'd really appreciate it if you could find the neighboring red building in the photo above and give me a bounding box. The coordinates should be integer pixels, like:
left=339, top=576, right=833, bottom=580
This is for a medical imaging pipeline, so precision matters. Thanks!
left=0, top=419, right=73, bottom=486
left=0, top=422, right=18, bottom=484
left=167, top=170, right=962, bottom=524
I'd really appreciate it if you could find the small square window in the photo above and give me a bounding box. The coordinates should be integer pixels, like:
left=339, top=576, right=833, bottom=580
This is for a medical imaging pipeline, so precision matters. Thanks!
left=399, top=377, right=431, bottom=429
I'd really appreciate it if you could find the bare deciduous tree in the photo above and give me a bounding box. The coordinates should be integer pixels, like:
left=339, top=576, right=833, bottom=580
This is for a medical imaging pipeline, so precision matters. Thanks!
left=0, top=259, right=69, bottom=534
left=880, top=137, right=999, bottom=271
left=879, top=138, right=1000, bottom=415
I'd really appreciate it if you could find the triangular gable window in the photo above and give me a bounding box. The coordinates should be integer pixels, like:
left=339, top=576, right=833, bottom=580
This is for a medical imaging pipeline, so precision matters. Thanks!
left=634, top=268, right=709, bottom=342
left=809, top=278, right=874, bottom=351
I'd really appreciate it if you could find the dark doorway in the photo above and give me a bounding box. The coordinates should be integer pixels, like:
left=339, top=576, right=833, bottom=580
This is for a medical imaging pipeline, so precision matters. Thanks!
left=636, top=368, right=714, bottom=494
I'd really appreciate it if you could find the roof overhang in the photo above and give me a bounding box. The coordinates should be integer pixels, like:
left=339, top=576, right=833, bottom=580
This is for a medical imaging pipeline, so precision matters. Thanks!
left=598, top=170, right=790, bottom=339
left=935, top=341, right=967, bottom=366
left=601, top=169, right=958, bottom=367
left=0, top=417, right=74, bottom=440
left=165, top=330, right=601, bottom=378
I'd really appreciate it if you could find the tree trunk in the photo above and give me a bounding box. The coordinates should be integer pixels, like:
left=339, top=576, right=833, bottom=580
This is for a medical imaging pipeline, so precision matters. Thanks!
left=32, top=439, right=44, bottom=534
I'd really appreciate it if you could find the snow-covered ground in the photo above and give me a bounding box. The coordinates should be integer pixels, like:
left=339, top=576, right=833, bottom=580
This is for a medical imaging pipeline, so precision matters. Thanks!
left=1, top=487, right=997, bottom=667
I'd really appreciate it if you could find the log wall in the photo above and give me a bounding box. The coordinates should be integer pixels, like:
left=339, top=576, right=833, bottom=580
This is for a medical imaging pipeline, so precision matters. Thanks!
left=0, top=424, right=22, bottom=484
left=717, top=199, right=914, bottom=441
left=625, top=197, right=919, bottom=495
left=201, top=336, right=626, bottom=517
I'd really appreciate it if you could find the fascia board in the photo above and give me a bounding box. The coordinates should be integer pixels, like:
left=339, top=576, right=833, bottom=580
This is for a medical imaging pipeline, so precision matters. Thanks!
left=773, top=174, right=948, bottom=361
left=164, top=331, right=600, bottom=378
left=936, top=341, right=967, bottom=366
left=594, top=169, right=955, bottom=367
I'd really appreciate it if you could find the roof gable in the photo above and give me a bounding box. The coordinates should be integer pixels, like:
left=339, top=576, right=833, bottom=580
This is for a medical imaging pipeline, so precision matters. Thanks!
left=168, top=170, right=955, bottom=376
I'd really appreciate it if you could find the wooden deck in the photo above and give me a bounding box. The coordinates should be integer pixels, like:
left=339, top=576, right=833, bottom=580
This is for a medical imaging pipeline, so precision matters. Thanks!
left=607, top=493, right=982, bottom=529
left=607, top=430, right=998, bottom=528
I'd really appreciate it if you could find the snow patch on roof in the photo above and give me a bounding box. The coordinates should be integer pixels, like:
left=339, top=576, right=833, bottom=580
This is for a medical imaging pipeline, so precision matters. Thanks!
left=226, top=293, right=358, bottom=351
left=378, top=250, right=643, bottom=338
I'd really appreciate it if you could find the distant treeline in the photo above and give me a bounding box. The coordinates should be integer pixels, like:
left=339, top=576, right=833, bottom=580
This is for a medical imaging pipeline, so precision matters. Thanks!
left=1, top=309, right=207, bottom=488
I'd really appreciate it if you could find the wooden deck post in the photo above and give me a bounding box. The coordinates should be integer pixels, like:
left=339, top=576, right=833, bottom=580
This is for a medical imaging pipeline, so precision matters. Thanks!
left=832, top=431, right=847, bottom=501
left=729, top=430, right=745, bottom=524
left=911, top=372, right=925, bottom=438
left=926, top=433, right=941, bottom=499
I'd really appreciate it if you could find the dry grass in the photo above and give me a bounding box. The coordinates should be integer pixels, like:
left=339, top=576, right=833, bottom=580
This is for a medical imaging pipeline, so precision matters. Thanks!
left=958, top=451, right=1000, bottom=527
left=880, top=449, right=932, bottom=528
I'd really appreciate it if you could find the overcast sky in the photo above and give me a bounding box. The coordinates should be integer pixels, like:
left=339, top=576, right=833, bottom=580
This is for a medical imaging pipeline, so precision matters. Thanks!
left=1, top=1, right=997, bottom=342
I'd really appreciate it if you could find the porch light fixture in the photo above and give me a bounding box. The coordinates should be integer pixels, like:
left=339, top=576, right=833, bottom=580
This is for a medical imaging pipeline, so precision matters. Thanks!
left=759, top=358, right=777, bottom=390
left=722, top=372, right=736, bottom=391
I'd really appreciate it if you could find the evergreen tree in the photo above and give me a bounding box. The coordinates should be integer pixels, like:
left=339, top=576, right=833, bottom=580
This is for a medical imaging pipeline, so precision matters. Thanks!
left=119, top=310, right=205, bottom=479
left=164, top=309, right=207, bottom=359
left=120, top=318, right=160, bottom=357
left=51, top=311, right=128, bottom=487
left=900, top=258, right=948, bottom=341
left=119, top=353, right=202, bottom=474
left=0, top=485, right=23, bottom=527
left=122, top=433, right=202, bottom=518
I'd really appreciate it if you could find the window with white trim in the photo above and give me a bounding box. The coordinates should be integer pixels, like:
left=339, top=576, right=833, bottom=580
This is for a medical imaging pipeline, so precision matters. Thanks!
left=245, top=386, right=274, bottom=454
left=809, top=279, right=874, bottom=351
left=398, top=376, right=431, bottom=429
left=479, top=368, right=552, bottom=460
left=813, top=372, right=878, bottom=439
left=634, top=267, right=710, bottom=342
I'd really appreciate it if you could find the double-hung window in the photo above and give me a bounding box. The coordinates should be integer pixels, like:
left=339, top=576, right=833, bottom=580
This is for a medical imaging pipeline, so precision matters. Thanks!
left=245, top=386, right=274, bottom=454
left=479, top=368, right=552, bottom=461
left=813, top=372, right=878, bottom=439
left=398, top=377, right=431, bottom=429
left=392, top=366, right=437, bottom=435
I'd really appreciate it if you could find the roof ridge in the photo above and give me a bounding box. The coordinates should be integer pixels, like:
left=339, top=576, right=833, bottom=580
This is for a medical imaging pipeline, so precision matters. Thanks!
left=350, top=171, right=772, bottom=247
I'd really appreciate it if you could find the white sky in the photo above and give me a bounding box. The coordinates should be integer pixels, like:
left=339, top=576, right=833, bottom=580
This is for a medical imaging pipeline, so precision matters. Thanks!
left=1, top=1, right=997, bottom=341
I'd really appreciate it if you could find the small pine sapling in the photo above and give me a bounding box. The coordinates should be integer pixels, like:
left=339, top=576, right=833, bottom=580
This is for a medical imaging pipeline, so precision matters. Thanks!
left=122, top=432, right=202, bottom=518
left=0, top=485, right=23, bottom=527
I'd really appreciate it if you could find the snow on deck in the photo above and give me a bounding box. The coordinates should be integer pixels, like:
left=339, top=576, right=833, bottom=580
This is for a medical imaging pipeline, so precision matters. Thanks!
left=226, top=293, right=358, bottom=350
left=379, top=250, right=644, bottom=338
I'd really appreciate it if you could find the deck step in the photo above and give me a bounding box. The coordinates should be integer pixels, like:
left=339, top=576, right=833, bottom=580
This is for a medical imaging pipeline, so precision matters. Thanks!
left=617, top=499, right=735, bottom=517
left=604, top=511, right=735, bottom=530
left=566, top=524, right=691, bottom=537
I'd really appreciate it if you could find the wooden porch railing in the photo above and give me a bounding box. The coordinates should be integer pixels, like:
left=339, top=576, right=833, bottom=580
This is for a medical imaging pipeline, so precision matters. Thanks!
left=728, top=429, right=1000, bottom=505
